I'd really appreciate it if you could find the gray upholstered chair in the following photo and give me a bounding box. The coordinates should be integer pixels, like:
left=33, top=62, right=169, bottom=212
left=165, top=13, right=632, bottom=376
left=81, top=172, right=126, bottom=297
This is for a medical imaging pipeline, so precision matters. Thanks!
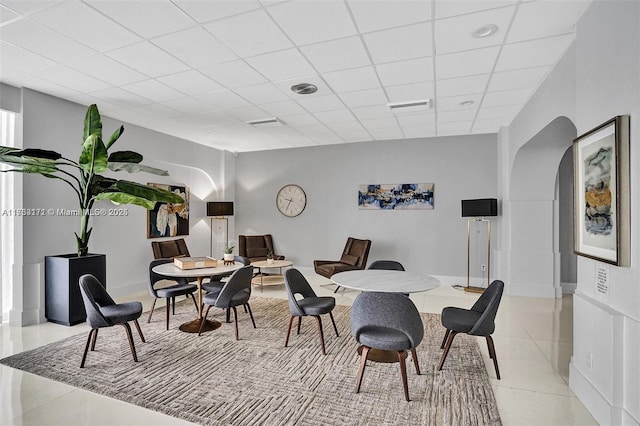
left=284, top=268, right=339, bottom=355
left=314, top=237, right=371, bottom=293
left=79, top=274, right=145, bottom=368
left=368, top=260, right=405, bottom=271
left=350, top=292, right=423, bottom=401
left=438, top=279, right=504, bottom=379
left=199, top=265, right=255, bottom=339
left=148, top=259, right=198, bottom=330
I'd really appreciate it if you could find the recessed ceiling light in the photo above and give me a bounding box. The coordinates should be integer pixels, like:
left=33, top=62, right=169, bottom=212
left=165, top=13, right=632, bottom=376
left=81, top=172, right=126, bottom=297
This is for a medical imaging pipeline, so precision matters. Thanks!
left=473, top=24, right=498, bottom=38
left=246, top=118, right=284, bottom=128
left=290, top=83, right=318, bottom=95
left=459, top=100, right=475, bottom=107
left=387, top=99, right=433, bottom=114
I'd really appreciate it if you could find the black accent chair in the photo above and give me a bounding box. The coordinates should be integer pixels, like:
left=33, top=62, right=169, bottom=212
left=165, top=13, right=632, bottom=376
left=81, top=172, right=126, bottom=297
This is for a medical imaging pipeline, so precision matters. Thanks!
left=199, top=265, right=256, bottom=339
left=350, top=292, right=423, bottom=401
left=79, top=274, right=145, bottom=368
left=438, top=279, right=504, bottom=379
left=368, top=260, right=405, bottom=271
left=314, top=237, right=371, bottom=293
left=148, top=259, right=198, bottom=330
left=284, top=268, right=339, bottom=355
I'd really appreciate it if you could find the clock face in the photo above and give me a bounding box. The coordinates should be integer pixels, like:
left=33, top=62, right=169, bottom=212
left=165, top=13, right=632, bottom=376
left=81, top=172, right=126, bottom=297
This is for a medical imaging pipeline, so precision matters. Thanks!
left=276, top=184, right=306, bottom=217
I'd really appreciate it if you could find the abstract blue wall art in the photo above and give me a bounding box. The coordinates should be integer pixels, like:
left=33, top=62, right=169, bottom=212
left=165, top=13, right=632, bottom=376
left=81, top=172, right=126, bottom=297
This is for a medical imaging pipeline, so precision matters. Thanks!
left=358, top=183, right=434, bottom=210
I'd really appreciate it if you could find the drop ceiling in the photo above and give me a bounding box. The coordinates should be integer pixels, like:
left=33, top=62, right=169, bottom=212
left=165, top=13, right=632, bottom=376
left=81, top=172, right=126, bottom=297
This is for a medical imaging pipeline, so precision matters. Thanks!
left=0, top=0, right=591, bottom=153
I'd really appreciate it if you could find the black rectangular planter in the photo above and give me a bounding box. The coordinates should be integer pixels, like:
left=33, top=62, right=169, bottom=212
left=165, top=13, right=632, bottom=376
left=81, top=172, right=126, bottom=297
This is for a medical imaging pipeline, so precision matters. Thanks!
left=45, top=253, right=106, bottom=326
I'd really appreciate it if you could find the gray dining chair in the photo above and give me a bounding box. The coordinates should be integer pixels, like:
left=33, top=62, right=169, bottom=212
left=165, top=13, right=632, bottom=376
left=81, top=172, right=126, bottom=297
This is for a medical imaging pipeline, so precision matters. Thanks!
left=79, top=274, right=145, bottom=368
left=438, top=279, right=504, bottom=379
left=284, top=268, right=339, bottom=355
left=367, top=260, right=405, bottom=271
left=199, top=265, right=255, bottom=339
left=350, top=291, right=423, bottom=401
left=148, top=259, right=198, bottom=330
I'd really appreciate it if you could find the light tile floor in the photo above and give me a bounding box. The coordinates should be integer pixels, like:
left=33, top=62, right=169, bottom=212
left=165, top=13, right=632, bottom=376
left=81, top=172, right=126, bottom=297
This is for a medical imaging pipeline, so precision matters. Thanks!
left=1, top=268, right=597, bottom=425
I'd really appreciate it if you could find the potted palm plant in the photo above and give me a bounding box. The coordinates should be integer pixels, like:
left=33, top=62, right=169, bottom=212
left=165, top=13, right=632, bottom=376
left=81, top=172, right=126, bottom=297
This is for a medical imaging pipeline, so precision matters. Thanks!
left=0, top=104, right=184, bottom=325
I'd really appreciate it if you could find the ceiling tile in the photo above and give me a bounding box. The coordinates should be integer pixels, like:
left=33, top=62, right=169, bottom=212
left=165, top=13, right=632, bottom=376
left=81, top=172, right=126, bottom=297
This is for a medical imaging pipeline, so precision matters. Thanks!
left=385, top=82, right=433, bottom=103
left=326, top=121, right=365, bottom=132
left=245, top=49, right=316, bottom=81
left=0, top=41, right=57, bottom=71
left=436, top=93, right=483, bottom=111
left=296, top=123, right=334, bottom=136
left=313, top=109, right=356, bottom=124
left=360, top=117, right=400, bottom=130
left=31, top=65, right=111, bottom=93
left=199, top=60, right=267, bottom=88
left=259, top=100, right=307, bottom=116
left=436, top=74, right=490, bottom=97
left=340, top=129, right=372, bottom=142
left=348, top=0, right=431, bottom=33
left=397, top=112, right=435, bottom=127
left=31, top=2, right=141, bottom=52
left=434, top=6, right=515, bottom=54
left=225, top=105, right=270, bottom=121
left=296, top=94, right=346, bottom=113
left=351, top=104, right=395, bottom=120
left=0, top=4, right=19, bottom=23
left=437, top=109, right=476, bottom=123
left=0, top=1, right=60, bottom=15
left=205, top=9, right=292, bottom=57
left=438, top=121, right=473, bottom=132
left=160, top=97, right=216, bottom=115
left=173, top=0, right=262, bottom=23
left=482, top=88, right=533, bottom=107
left=89, top=87, right=153, bottom=108
left=267, top=1, right=356, bottom=45
left=475, top=104, right=520, bottom=121
left=152, top=26, right=237, bottom=68
left=434, top=0, right=517, bottom=19
left=376, top=57, right=434, bottom=86
left=369, top=127, right=404, bottom=140
left=86, top=0, right=195, bottom=39
left=233, top=83, right=290, bottom=104
left=435, top=46, right=499, bottom=79
left=363, top=23, right=433, bottom=64
left=300, top=36, right=371, bottom=73
left=106, top=41, right=189, bottom=78
left=339, top=88, right=388, bottom=108
left=157, top=70, right=224, bottom=97
left=322, top=66, right=380, bottom=93
left=279, top=114, right=320, bottom=127
left=487, top=66, right=551, bottom=92
left=496, top=34, right=574, bottom=72
left=121, top=80, right=185, bottom=103
left=508, top=0, right=590, bottom=43
left=128, top=102, right=180, bottom=119
left=402, top=125, right=436, bottom=138
left=273, top=75, right=332, bottom=100
left=68, top=55, right=147, bottom=86
left=197, top=90, right=251, bottom=111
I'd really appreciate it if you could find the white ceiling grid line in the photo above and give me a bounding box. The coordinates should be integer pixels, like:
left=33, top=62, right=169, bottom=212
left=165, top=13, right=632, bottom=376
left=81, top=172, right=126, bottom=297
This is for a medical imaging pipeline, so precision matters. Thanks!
left=0, top=0, right=592, bottom=152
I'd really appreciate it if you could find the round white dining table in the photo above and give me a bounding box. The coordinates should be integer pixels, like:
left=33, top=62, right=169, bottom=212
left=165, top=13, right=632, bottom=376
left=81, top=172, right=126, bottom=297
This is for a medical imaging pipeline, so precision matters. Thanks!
left=330, top=269, right=440, bottom=293
left=152, top=260, right=243, bottom=333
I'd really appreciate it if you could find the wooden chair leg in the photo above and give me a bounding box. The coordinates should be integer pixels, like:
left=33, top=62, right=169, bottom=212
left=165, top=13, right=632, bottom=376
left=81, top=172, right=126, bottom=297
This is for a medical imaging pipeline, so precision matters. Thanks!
left=440, top=329, right=451, bottom=349
left=80, top=329, right=95, bottom=368
left=486, top=335, right=501, bottom=379
left=410, top=348, right=421, bottom=375
left=329, top=311, right=339, bottom=337
left=333, top=285, right=341, bottom=293
left=225, top=308, right=231, bottom=323
left=438, top=330, right=459, bottom=371
left=198, top=305, right=212, bottom=336
left=232, top=306, right=239, bottom=340
left=246, top=303, right=256, bottom=328
left=297, top=316, right=302, bottom=335
left=398, top=351, right=410, bottom=401
left=165, top=297, right=170, bottom=330
left=355, top=345, right=370, bottom=393
left=285, top=315, right=295, bottom=347
left=121, top=323, right=138, bottom=362
left=133, top=319, right=145, bottom=343
left=147, top=298, right=157, bottom=323
left=243, top=304, right=248, bottom=313
left=90, top=328, right=99, bottom=351
left=314, top=315, right=326, bottom=355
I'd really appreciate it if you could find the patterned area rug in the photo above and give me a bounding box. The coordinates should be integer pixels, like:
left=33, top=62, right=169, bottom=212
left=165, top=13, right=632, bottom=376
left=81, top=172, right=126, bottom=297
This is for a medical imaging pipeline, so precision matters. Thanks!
left=1, top=297, right=501, bottom=425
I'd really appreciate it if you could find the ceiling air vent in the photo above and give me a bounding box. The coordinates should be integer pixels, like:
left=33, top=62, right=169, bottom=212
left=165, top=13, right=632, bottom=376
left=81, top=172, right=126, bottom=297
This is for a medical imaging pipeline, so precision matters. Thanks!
left=246, top=117, right=284, bottom=128
left=387, top=99, right=433, bottom=114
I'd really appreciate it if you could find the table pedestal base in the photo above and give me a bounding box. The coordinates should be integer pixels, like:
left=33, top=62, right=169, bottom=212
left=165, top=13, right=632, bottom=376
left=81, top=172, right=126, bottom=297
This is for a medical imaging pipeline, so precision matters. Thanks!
left=358, top=346, right=407, bottom=363
left=179, top=318, right=221, bottom=333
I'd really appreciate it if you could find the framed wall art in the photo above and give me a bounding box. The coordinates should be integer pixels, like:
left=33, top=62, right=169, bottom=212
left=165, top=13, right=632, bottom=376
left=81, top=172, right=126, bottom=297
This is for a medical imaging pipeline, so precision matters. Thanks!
left=573, top=115, right=630, bottom=266
left=358, top=183, right=434, bottom=210
left=147, top=183, right=190, bottom=238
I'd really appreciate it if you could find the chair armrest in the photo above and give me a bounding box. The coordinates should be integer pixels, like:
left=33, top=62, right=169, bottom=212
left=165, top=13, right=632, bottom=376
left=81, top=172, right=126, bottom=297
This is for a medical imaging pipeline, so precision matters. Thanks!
left=314, top=260, right=336, bottom=267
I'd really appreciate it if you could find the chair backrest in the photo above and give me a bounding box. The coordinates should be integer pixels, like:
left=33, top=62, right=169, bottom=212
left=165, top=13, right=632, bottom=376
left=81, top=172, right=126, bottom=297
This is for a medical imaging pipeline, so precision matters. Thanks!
left=341, top=237, right=371, bottom=270
left=148, top=258, right=185, bottom=297
left=151, top=238, right=190, bottom=259
left=214, top=265, right=254, bottom=308
left=284, top=268, right=317, bottom=316
left=469, top=280, right=504, bottom=336
left=79, top=274, right=115, bottom=328
left=367, top=260, right=405, bottom=271
left=238, top=234, right=276, bottom=259
left=350, top=292, right=424, bottom=349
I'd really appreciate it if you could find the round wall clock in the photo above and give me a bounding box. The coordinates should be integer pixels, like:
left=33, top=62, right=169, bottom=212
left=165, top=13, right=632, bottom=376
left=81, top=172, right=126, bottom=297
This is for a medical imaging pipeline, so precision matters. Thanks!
left=276, top=184, right=306, bottom=217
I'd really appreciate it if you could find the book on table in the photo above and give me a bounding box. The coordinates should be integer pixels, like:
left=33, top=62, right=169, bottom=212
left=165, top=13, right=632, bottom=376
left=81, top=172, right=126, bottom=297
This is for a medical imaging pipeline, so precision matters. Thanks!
left=174, top=257, right=217, bottom=270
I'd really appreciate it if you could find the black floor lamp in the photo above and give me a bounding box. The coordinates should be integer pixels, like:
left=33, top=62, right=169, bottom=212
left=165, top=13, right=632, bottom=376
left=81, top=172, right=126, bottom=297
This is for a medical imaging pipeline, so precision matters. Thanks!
left=461, top=198, right=498, bottom=293
left=206, top=201, right=234, bottom=257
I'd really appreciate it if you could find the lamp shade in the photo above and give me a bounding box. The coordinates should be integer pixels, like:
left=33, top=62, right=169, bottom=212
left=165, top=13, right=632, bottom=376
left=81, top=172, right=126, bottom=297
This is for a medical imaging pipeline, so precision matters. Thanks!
left=207, top=201, right=234, bottom=216
left=461, top=198, right=497, bottom=217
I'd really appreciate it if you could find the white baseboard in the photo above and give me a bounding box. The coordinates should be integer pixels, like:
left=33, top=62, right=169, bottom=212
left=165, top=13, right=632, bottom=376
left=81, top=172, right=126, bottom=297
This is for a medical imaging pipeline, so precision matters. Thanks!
left=561, top=281, right=577, bottom=294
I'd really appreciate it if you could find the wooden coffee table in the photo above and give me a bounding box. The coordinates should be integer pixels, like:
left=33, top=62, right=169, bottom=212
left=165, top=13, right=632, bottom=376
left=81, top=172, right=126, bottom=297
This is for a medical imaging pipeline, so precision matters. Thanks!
left=250, top=260, right=293, bottom=291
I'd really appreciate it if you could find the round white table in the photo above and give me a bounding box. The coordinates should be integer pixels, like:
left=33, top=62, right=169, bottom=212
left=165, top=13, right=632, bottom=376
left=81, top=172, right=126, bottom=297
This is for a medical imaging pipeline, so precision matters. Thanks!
left=330, top=269, right=440, bottom=293
left=152, top=260, right=243, bottom=333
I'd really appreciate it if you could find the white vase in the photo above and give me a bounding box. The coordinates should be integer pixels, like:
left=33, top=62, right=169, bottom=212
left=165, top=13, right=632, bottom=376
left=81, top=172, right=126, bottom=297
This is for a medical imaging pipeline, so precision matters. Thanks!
left=266, top=258, right=274, bottom=264
left=223, top=253, right=234, bottom=261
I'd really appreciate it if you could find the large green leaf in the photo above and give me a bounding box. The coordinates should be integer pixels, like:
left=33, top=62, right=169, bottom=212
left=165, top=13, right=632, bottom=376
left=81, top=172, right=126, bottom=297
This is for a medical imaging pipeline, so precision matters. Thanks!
left=79, top=134, right=108, bottom=173
left=4, top=148, right=62, bottom=160
left=105, top=126, right=124, bottom=150
left=0, top=153, right=60, bottom=173
left=95, top=192, right=157, bottom=209
left=83, top=104, right=102, bottom=142
left=107, top=162, right=169, bottom=175
left=107, top=151, right=142, bottom=163
left=113, top=180, right=184, bottom=203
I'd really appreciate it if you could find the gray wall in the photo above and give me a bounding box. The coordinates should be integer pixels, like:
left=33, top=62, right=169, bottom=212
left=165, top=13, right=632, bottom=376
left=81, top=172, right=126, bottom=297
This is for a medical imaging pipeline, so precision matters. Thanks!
left=235, top=134, right=498, bottom=278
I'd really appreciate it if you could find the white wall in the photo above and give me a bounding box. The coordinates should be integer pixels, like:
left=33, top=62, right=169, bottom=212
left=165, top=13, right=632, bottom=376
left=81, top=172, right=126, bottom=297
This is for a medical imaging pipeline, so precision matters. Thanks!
left=17, top=89, right=231, bottom=323
left=235, top=134, right=498, bottom=280
left=503, top=1, right=640, bottom=423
